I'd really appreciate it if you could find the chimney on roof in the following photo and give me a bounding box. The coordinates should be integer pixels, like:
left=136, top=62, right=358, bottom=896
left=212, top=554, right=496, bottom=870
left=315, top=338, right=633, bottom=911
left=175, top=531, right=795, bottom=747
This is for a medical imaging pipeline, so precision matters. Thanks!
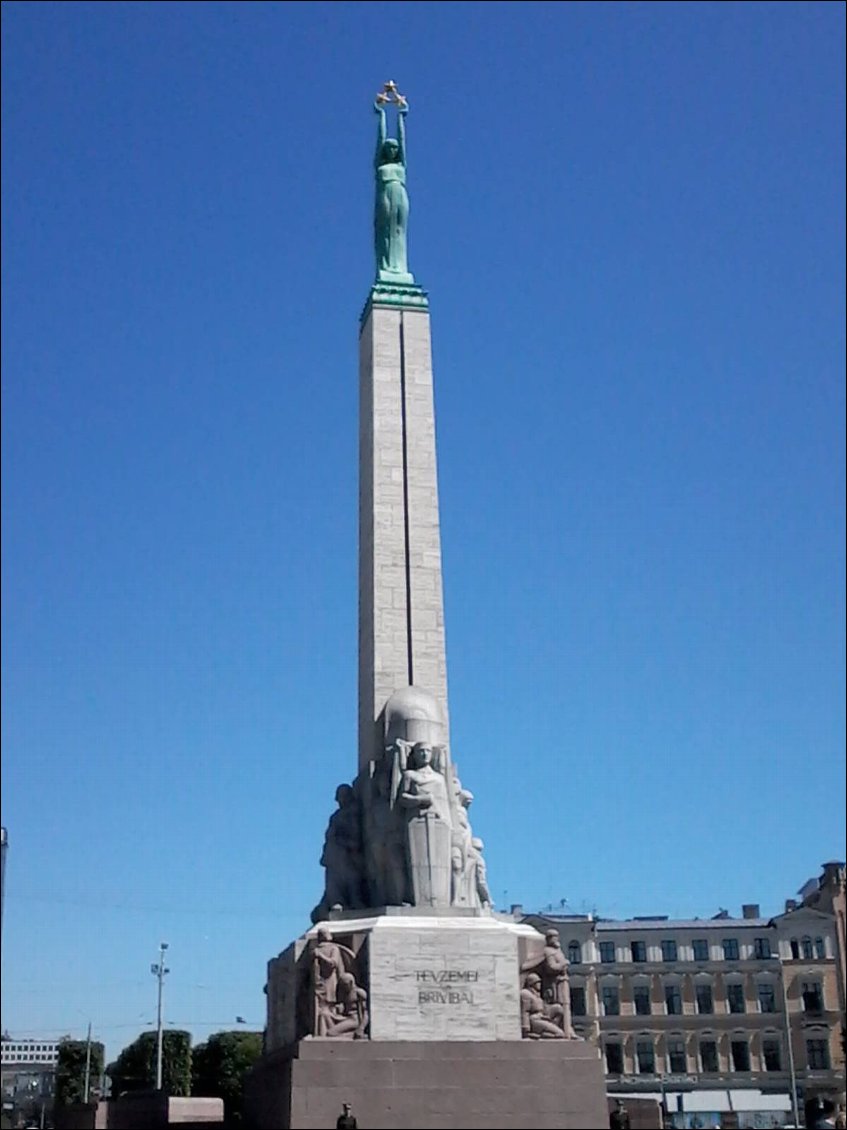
left=785, top=898, right=798, bottom=913
left=821, top=862, right=846, bottom=886
left=742, top=904, right=760, bottom=919
left=510, top=904, right=523, bottom=918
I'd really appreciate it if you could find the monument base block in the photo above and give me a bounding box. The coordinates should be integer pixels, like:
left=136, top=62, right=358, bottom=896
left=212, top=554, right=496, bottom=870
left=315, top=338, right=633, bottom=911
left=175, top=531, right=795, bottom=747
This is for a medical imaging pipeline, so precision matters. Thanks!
left=245, top=1038, right=608, bottom=1130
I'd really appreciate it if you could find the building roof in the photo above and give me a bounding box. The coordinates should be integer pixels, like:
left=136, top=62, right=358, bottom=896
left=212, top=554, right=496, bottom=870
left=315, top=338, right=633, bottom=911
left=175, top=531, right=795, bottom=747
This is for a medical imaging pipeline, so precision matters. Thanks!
left=596, top=918, right=773, bottom=931
left=532, top=913, right=773, bottom=931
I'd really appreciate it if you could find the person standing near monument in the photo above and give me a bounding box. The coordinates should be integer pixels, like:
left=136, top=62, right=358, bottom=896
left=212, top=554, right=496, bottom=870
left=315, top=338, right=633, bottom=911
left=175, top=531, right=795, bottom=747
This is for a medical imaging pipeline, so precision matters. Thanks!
left=336, top=1102, right=358, bottom=1130
left=609, top=1099, right=631, bottom=1130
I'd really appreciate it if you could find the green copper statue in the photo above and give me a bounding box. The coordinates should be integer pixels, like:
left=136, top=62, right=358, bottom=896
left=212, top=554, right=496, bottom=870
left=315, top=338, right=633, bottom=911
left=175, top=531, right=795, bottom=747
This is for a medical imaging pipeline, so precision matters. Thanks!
left=373, top=81, right=414, bottom=285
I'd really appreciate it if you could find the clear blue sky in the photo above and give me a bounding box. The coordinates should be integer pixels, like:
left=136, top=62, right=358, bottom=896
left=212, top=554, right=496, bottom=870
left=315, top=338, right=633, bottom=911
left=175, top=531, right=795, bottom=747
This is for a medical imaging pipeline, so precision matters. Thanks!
left=2, top=1, right=844, bottom=1059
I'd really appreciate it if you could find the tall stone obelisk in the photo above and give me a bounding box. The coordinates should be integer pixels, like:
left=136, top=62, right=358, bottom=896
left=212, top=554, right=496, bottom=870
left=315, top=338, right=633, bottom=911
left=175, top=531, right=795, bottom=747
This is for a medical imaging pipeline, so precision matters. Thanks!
left=307, top=83, right=487, bottom=921
left=358, top=85, right=450, bottom=774
left=248, top=82, right=609, bottom=1130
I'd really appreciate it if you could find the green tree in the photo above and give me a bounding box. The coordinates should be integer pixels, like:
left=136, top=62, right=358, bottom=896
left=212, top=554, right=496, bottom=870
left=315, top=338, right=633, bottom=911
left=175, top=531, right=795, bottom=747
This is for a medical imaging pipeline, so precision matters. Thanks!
left=191, top=1030, right=263, bottom=1127
left=107, top=1030, right=191, bottom=1097
left=56, top=1038, right=105, bottom=1105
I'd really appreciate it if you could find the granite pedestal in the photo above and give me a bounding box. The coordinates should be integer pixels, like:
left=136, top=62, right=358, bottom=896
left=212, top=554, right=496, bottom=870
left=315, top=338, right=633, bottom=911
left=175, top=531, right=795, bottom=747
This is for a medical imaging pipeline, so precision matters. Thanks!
left=249, top=913, right=608, bottom=1130
left=246, top=1038, right=607, bottom=1130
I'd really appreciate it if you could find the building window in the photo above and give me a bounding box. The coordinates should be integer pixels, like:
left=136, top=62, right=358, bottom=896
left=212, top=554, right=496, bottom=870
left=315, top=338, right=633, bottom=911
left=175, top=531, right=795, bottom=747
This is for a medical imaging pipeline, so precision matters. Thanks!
left=790, top=938, right=800, bottom=959
left=665, top=985, right=683, bottom=1015
left=814, top=937, right=826, bottom=959
left=636, top=1040, right=655, bottom=1075
left=806, top=1039, right=830, bottom=1070
left=722, top=938, right=740, bottom=961
left=570, top=986, right=586, bottom=1017
left=727, top=983, right=746, bottom=1014
left=696, top=984, right=714, bottom=1014
left=731, top=1040, right=751, bottom=1072
left=661, top=939, right=678, bottom=962
left=763, top=1039, right=782, bottom=1072
left=667, top=1039, right=687, bottom=1074
left=757, top=983, right=776, bottom=1013
left=801, top=936, right=814, bottom=959
left=753, top=937, right=772, bottom=959
left=602, top=985, right=620, bottom=1016
left=599, top=941, right=615, bottom=964
left=693, top=939, right=709, bottom=961
left=801, top=981, right=824, bottom=1013
left=605, top=1042, right=624, bottom=1075
left=567, top=940, right=581, bottom=964
left=631, top=940, right=647, bottom=963
left=633, top=985, right=652, bottom=1015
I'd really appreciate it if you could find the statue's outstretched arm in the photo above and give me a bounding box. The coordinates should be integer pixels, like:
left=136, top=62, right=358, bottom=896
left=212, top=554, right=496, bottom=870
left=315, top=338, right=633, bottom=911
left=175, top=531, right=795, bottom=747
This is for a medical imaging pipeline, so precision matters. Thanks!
left=398, top=101, right=408, bottom=167
left=374, top=103, right=387, bottom=167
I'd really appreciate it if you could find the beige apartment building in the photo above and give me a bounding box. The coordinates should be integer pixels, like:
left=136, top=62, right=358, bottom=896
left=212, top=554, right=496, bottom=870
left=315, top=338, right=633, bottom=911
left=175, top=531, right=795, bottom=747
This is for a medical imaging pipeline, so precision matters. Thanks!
left=524, top=872, right=846, bottom=1123
left=798, top=861, right=847, bottom=1041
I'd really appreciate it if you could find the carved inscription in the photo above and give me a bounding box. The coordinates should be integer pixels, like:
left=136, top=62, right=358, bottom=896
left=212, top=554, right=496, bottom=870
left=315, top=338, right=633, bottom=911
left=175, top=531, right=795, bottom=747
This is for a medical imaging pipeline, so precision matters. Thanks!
left=415, top=969, right=480, bottom=1006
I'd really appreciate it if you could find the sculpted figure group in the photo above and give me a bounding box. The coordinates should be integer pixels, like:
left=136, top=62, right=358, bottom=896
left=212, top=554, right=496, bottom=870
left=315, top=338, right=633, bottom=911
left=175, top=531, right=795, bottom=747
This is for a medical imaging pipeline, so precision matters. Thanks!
left=312, top=738, right=490, bottom=921
left=307, top=923, right=580, bottom=1043
left=520, top=931, right=578, bottom=1040
left=310, top=927, right=369, bottom=1040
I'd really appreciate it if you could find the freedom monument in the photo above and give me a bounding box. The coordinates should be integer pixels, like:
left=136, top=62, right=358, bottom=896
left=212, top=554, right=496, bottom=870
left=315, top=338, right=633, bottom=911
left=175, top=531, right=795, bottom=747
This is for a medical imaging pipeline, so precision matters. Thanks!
left=246, top=83, right=607, bottom=1130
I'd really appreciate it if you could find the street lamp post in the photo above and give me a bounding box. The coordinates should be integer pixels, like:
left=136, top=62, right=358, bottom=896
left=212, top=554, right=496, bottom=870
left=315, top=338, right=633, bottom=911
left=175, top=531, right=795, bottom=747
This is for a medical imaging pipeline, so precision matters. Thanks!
left=775, top=951, right=802, bottom=1128
left=151, top=942, right=170, bottom=1091
left=83, top=1021, right=92, bottom=1103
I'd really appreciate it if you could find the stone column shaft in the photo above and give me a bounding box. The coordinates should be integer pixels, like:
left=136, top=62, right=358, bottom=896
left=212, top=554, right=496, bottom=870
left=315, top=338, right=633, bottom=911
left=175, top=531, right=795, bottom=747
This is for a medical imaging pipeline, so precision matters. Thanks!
left=358, top=303, right=449, bottom=770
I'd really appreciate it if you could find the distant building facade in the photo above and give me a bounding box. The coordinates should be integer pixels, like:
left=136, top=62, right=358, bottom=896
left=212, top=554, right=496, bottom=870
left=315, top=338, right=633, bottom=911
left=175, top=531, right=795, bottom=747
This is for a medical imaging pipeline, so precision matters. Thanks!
left=0, top=1039, right=60, bottom=1067
left=1, top=1038, right=58, bottom=1127
left=797, top=861, right=847, bottom=1049
left=524, top=887, right=846, bottom=1124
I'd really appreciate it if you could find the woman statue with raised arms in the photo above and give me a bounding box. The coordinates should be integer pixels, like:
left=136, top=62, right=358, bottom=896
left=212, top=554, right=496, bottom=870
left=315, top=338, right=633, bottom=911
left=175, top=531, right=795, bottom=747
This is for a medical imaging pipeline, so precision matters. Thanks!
left=373, top=81, right=413, bottom=284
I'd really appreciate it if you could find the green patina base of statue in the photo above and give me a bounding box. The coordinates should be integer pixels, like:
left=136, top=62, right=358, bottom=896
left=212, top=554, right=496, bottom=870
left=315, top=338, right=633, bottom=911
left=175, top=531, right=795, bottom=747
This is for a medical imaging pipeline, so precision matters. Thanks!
left=361, top=280, right=429, bottom=323
left=364, top=82, right=428, bottom=318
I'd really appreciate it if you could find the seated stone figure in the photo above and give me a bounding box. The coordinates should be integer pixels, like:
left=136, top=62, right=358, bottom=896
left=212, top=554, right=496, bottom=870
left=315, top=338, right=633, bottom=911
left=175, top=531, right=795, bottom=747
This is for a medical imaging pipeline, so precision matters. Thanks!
left=521, top=929, right=576, bottom=1037
left=520, top=973, right=566, bottom=1039
left=326, top=972, right=369, bottom=1039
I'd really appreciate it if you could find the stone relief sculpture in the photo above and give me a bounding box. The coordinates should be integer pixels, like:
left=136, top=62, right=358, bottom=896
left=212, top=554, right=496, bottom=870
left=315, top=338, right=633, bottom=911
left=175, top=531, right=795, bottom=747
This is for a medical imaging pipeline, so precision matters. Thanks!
left=310, top=927, right=369, bottom=1039
left=520, top=930, right=577, bottom=1039
left=324, top=972, right=369, bottom=1039
left=312, top=685, right=491, bottom=914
